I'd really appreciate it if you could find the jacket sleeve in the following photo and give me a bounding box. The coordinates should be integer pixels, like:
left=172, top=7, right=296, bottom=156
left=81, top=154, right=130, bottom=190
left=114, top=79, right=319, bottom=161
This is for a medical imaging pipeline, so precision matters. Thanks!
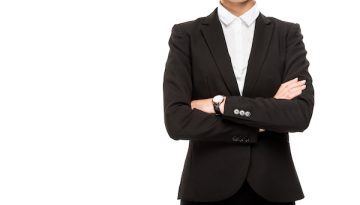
left=222, top=23, right=315, bottom=133
left=163, top=23, right=259, bottom=143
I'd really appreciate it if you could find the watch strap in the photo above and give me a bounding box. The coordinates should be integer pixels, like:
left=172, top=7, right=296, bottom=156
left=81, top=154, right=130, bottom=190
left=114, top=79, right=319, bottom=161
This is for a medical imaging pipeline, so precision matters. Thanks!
left=213, top=102, right=221, bottom=115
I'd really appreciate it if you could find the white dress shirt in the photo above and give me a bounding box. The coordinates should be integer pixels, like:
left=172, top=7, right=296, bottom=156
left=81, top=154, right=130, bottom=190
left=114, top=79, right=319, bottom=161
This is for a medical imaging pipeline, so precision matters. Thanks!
left=217, top=1, right=260, bottom=95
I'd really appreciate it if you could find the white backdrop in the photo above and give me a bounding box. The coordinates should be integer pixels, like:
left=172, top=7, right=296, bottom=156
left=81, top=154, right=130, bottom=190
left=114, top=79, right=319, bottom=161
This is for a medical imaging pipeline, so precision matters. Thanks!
left=1, top=0, right=359, bottom=204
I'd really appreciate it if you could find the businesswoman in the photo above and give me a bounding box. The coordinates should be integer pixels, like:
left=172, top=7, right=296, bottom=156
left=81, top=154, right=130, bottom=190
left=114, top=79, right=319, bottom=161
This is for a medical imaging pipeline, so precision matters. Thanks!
left=163, top=0, right=314, bottom=204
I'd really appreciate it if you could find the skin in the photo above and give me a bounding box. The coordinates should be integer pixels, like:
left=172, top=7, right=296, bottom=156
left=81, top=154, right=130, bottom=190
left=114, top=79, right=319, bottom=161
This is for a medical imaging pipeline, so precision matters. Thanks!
left=220, top=0, right=257, bottom=17
left=190, top=0, right=307, bottom=132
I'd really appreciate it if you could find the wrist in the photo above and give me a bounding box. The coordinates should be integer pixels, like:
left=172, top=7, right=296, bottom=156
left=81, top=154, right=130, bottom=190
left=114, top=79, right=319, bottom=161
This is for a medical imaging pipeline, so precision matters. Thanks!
left=220, top=96, right=226, bottom=114
left=212, top=95, right=225, bottom=115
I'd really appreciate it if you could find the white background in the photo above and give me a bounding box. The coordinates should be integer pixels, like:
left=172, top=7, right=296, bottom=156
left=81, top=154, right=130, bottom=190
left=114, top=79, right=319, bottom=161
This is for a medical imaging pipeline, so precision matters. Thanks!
left=0, top=0, right=359, bottom=204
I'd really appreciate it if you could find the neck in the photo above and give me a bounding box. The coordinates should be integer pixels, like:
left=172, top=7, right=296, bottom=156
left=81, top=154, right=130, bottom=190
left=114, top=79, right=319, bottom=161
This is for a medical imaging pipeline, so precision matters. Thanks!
left=220, top=0, right=256, bottom=17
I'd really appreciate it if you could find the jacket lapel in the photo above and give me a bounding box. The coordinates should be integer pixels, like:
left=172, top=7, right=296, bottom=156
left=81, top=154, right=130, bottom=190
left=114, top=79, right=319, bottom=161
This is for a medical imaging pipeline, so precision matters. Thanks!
left=242, top=12, right=273, bottom=97
left=200, top=7, right=273, bottom=97
left=201, top=8, right=240, bottom=96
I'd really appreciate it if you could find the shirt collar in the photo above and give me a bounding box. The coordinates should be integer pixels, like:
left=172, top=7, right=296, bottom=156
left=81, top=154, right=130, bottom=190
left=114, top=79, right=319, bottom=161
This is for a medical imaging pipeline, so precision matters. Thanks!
left=217, top=1, right=260, bottom=27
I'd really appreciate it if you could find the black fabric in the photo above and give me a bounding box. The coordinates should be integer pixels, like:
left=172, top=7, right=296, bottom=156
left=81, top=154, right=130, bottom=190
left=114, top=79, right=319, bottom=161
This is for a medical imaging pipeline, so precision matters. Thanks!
left=163, top=6, right=314, bottom=203
left=180, top=180, right=295, bottom=205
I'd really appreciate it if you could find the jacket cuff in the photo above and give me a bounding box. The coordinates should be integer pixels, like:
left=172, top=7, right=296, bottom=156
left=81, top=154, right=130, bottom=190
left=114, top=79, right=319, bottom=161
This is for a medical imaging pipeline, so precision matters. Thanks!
left=223, top=96, right=254, bottom=121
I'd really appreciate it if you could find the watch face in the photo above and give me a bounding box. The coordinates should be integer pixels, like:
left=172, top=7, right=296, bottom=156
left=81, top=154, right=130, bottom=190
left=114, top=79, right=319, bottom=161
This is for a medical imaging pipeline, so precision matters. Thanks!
left=213, top=95, right=224, bottom=103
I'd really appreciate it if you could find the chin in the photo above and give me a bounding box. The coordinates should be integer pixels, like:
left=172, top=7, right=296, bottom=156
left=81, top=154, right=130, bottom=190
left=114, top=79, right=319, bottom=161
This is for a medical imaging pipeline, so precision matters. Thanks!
left=227, top=0, right=252, bottom=3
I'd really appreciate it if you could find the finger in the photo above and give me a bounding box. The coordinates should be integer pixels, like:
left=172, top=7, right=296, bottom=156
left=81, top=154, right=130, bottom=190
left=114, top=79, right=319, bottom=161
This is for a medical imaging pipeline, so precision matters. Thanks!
left=281, top=77, right=298, bottom=87
left=288, top=84, right=306, bottom=98
left=284, top=79, right=306, bottom=91
left=278, top=79, right=297, bottom=96
left=190, top=101, right=196, bottom=109
left=289, top=84, right=306, bottom=92
left=287, top=79, right=305, bottom=89
left=294, top=79, right=306, bottom=87
left=276, top=78, right=305, bottom=99
left=288, top=89, right=303, bottom=99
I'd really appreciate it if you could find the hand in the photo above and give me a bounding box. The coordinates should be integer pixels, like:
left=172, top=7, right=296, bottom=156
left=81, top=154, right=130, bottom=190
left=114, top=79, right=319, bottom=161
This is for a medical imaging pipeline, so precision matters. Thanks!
left=274, top=77, right=306, bottom=100
left=191, top=98, right=215, bottom=114
left=258, top=78, right=306, bottom=133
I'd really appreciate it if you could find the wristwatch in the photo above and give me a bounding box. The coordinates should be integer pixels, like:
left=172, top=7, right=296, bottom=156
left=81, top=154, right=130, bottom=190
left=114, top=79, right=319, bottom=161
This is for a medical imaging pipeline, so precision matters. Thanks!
left=212, top=95, right=225, bottom=115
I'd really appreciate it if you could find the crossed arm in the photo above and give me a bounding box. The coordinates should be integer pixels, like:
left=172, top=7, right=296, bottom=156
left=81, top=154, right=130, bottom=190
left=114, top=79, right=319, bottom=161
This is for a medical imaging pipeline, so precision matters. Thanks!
left=191, top=77, right=307, bottom=132
left=163, top=23, right=314, bottom=142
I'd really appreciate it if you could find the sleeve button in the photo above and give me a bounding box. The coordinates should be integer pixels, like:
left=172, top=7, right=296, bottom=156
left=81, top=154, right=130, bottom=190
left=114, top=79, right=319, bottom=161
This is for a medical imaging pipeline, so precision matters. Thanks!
left=239, top=110, right=245, bottom=116
left=234, top=109, right=240, bottom=115
left=243, top=136, right=250, bottom=143
left=232, top=136, right=239, bottom=141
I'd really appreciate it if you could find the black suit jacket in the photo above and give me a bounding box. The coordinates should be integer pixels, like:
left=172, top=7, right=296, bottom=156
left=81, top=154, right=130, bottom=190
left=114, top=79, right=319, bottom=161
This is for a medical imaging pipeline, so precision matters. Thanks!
left=163, top=7, right=314, bottom=203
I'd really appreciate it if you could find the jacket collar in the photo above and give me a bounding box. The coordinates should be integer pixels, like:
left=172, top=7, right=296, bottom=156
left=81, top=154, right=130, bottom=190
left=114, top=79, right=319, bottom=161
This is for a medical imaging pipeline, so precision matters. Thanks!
left=217, top=1, right=260, bottom=27
left=200, top=7, right=273, bottom=97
